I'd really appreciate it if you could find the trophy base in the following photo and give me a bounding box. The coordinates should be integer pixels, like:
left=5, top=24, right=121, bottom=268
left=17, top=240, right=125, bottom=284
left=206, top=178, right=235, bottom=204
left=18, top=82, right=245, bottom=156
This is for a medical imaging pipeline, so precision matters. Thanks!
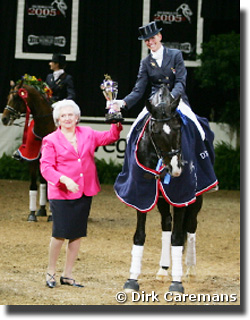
left=105, top=112, right=124, bottom=123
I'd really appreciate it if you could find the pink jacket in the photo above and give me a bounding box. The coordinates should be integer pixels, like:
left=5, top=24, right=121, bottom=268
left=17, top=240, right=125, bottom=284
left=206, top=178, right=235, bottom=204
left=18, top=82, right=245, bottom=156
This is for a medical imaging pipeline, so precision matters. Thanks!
left=40, top=124, right=122, bottom=200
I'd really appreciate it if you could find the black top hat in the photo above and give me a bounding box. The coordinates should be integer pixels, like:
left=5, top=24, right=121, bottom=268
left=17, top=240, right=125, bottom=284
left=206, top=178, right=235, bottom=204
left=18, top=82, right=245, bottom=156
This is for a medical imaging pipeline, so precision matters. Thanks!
left=51, top=53, right=66, bottom=66
left=138, top=21, right=162, bottom=40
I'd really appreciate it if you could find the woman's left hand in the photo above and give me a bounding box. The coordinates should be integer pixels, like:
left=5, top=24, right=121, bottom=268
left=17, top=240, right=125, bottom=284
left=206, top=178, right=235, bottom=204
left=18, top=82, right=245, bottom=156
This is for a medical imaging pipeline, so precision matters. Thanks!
left=115, top=122, right=123, bottom=129
left=60, top=175, right=80, bottom=193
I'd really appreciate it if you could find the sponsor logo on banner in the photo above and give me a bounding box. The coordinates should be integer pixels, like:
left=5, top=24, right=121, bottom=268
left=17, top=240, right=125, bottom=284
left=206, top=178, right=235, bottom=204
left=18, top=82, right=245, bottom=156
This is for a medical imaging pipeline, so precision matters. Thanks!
left=27, top=0, right=68, bottom=18
left=15, top=0, right=78, bottom=60
left=154, top=3, right=193, bottom=24
left=150, top=0, right=202, bottom=65
left=27, top=35, right=66, bottom=47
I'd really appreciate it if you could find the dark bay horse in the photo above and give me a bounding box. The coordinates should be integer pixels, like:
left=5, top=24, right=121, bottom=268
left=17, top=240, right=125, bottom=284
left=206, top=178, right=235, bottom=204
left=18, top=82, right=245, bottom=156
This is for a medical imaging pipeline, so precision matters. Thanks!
left=115, top=85, right=217, bottom=293
left=2, top=80, right=55, bottom=221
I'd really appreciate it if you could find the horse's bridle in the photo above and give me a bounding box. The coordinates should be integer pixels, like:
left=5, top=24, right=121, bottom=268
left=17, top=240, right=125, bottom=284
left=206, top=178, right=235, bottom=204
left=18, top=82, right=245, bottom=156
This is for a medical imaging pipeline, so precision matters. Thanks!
left=149, top=107, right=182, bottom=161
left=4, top=89, right=24, bottom=124
left=4, top=104, right=22, bottom=121
left=4, top=87, right=52, bottom=123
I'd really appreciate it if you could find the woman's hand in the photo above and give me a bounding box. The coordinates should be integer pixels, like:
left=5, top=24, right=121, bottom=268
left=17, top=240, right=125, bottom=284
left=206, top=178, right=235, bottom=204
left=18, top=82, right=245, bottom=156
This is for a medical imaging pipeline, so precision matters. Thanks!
left=115, top=122, right=123, bottom=129
left=60, top=176, right=79, bottom=193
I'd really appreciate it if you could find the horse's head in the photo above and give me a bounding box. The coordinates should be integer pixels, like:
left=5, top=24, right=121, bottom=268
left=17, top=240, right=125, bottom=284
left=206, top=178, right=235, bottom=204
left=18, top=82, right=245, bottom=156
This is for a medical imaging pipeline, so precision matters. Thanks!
left=146, top=85, right=182, bottom=177
left=2, top=81, right=30, bottom=126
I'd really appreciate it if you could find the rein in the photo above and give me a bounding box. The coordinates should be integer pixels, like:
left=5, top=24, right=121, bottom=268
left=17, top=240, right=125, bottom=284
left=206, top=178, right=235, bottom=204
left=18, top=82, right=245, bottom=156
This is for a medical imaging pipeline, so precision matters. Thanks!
left=17, top=88, right=31, bottom=147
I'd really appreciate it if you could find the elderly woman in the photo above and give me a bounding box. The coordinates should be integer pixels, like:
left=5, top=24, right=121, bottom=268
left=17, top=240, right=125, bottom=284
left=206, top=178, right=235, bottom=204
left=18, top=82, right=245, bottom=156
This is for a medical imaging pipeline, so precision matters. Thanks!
left=40, top=99, right=122, bottom=288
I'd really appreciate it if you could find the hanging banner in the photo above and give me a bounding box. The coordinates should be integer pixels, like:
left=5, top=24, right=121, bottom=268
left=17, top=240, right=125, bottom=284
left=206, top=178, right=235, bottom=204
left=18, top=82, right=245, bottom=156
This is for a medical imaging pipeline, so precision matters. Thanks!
left=150, top=0, right=203, bottom=67
left=15, top=0, right=79, bottom=61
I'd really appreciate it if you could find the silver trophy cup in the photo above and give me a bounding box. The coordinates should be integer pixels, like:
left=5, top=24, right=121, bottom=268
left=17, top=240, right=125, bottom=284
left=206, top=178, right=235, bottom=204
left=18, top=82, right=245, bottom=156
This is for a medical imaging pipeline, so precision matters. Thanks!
left=100, top=74, right=124, bottom=123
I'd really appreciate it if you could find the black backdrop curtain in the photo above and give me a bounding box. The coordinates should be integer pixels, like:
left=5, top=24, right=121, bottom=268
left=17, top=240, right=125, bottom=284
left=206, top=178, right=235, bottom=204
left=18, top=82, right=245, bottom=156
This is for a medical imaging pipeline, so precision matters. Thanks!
left=0, top=0, right=240, bottom=120
left=201, top=0, right=240, bottom=42
left=0, top=0, right=144, bottom=117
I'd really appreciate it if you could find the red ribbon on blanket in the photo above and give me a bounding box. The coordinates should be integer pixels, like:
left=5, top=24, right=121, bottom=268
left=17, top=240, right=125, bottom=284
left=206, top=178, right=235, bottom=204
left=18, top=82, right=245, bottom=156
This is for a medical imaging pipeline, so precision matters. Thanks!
left=18, top=88, right=31, bottom=146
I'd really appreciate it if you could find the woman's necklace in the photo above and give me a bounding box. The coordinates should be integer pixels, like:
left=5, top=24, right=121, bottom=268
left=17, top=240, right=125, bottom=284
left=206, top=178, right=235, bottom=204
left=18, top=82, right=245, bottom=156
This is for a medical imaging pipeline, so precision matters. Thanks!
left=62, top=131, right=78, bottom=151
left=68, top=135, right=77, bottom=144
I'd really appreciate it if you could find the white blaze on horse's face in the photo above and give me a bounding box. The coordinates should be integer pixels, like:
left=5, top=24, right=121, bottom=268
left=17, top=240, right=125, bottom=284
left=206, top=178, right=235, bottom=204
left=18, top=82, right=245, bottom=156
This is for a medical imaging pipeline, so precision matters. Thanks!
left=163, top=124, right=171, bottom=135
left=170, top=155, right=182, bottom=177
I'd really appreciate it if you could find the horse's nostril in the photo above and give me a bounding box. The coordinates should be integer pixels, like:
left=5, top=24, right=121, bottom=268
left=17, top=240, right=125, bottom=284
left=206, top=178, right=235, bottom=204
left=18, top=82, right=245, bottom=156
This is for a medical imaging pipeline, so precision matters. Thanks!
left=2, top=117, right=8, bottom=125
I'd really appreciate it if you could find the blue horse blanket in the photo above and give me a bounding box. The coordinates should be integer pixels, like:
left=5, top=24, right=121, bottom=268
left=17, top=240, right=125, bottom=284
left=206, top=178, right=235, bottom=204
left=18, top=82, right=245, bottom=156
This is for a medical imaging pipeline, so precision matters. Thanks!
left=114, top=114, right=218, bottom=212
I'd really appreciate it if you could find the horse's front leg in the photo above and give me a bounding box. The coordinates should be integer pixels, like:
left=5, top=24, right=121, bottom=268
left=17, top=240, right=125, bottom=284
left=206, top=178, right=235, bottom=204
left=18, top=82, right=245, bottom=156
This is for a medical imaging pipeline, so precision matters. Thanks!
left=169, top=207, right=186, bottom=293
left=36, top=173, right=53, bottom=221
left=36, top=175, right=47, bottom=217
left=123, top=210, right=147, bottom=292
left=27, top=162, right=38, bottom=222
left=156, top=197, right=172, bottom=280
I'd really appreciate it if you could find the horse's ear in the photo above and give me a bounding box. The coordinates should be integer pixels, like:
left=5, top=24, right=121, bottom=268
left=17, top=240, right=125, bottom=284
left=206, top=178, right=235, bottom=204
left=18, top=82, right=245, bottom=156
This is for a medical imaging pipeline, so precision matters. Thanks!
left=10, top=80, right=15, bottom=88
left=171, top=96, right=181, bottom=112
left=145, top=99, right=153, bottom=114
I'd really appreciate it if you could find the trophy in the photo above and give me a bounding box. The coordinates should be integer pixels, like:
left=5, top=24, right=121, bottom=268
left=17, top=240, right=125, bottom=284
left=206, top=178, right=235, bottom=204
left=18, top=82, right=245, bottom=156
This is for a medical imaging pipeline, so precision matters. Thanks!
left=100, top=74, right=124, bottom=123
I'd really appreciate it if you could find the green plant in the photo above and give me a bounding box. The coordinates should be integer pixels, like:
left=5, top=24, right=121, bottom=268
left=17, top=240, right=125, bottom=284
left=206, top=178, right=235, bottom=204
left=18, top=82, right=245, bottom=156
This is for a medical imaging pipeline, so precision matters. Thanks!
left=214, top=142, right=240, bottom=190
left=0, top=153, right=30, bottom=180
left=195, top=32, right=240, bottom=145
left=95, top=158, right=122, bottom=184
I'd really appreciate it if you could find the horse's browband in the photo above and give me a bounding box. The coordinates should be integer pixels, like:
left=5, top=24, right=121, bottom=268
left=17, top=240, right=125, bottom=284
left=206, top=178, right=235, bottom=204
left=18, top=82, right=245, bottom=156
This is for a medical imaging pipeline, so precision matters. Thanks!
left=150, top=112, right=179, bottom=122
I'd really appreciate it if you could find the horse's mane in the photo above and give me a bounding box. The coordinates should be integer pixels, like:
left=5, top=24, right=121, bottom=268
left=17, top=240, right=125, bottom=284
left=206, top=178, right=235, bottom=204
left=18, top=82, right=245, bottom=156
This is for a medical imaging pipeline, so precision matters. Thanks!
left=17, top=74, right=53, bottom=101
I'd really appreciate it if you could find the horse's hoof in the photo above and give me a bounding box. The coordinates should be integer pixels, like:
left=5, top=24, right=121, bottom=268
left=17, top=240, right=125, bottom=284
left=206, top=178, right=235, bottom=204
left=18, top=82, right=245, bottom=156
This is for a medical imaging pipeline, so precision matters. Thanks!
left=156, top=267, right=169, bottom=281
left=169, top=281, right=184, bottom=293
left=36, top=207, right=47, bottom=216
left=123, top=279, right=139, bottom=292
left=47, top=215, right=53, bottom=222
left=12, top=150, right=22, bottom=161
left=27, top=213, right=37, bottom=222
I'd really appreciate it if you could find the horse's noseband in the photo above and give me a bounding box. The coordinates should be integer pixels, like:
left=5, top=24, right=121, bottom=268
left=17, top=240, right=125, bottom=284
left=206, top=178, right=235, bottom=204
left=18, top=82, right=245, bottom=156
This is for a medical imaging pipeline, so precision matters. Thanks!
left=4, top=88, right=30, bottom=123
left=4, top=105, right=21, bottom=120
left=4, top=89, right=23, bottom=121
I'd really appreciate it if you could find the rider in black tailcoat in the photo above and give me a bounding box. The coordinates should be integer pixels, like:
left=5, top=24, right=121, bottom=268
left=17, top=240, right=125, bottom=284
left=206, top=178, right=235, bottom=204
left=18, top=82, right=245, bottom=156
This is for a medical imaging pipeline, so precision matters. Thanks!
left=46, top=53, right=76, bottom=102
left=113, top=21, right=189, bottom=116
left=113, top=21, right=218, bottom=210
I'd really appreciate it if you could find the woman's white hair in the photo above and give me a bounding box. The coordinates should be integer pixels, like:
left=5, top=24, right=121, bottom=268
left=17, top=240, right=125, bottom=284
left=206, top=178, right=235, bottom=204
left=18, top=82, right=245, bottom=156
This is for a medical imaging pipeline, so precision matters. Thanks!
left=52, top=99, right=81, bottom=127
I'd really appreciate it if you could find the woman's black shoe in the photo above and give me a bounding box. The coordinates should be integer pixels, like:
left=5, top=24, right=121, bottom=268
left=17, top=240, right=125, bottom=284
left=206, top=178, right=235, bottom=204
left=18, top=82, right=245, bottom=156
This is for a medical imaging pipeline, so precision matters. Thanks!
left=60, top=276, right=84, bottom=288
left=46, top=273, right=56, bottom=288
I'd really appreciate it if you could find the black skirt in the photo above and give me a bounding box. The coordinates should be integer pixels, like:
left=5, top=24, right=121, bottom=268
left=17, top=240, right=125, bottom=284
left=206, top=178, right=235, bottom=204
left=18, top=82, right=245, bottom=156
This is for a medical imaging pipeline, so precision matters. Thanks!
left=49, top=194, right=92, bottom=240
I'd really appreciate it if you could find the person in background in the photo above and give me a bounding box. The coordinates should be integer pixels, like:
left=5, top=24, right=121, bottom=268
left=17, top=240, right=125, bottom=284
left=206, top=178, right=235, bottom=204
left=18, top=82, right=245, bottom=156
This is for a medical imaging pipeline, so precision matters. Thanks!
left=40, top=99, right=122, bottom=288
left=46, top=53, right=76, bottom=102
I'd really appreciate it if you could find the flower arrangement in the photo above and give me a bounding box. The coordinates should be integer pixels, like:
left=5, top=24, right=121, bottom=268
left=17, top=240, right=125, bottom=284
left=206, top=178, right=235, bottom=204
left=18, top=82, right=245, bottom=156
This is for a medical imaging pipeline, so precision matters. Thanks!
left=17, top=74, right=53, bottom=99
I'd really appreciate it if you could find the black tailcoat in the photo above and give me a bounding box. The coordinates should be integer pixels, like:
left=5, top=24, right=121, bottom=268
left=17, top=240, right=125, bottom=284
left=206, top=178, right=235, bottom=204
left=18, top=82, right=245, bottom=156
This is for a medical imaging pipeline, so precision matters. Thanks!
left=124, top=47, right=189, bottom=108
left=46, top=72, right=76, bottom=102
